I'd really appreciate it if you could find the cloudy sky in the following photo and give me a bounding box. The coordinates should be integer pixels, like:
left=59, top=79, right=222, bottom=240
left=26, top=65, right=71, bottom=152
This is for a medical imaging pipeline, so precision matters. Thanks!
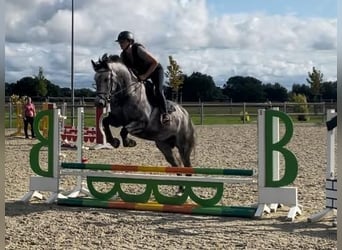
left=5, top=0, right=337, bottom=90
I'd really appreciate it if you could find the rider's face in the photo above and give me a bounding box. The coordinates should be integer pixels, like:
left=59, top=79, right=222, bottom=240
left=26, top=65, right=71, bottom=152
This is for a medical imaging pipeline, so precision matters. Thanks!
left=118, top=39, right=129, bottom=50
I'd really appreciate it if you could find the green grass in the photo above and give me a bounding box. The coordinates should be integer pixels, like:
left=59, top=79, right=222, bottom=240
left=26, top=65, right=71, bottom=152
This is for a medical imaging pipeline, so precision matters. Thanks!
left=5, top=105, right=327, bottom=128
left=191, top=115, right=254, bottom=125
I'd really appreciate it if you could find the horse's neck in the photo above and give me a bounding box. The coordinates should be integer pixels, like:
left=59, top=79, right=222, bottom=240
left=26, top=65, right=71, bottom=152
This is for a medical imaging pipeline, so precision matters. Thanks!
left=113, top=63, right=138, bottom=86
left=120, top=65, right=145, bottom=95
left=120, top=72, right=151, bottom=110
left=127, top=68, right=139, bottom=82
left=109, top=62, right=150, bottom=108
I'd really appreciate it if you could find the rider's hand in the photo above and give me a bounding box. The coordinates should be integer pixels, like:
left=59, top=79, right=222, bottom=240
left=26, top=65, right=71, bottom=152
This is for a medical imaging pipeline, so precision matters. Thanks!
left=138, top=74, right=147, bottom=81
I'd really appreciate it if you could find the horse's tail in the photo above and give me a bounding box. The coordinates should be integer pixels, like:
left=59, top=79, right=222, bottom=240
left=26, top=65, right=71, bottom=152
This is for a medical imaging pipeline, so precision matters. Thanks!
left=188, top=117, right=197, bottom=166
left=176, top=105, right=196, bottom=168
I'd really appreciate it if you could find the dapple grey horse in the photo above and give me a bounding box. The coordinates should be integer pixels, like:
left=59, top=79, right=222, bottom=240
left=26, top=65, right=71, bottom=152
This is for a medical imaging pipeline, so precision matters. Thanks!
left=91, top=54, right=195, bottom=175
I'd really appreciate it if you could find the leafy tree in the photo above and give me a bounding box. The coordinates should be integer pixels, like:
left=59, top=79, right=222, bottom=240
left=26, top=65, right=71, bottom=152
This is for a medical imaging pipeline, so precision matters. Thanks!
left=165, top=56, right=184, bottom=102
left=5, top=82, right=15, bottom=95
left=75, top=88, right=96, bottom=97
left=291, top=83, right=312, bottom=100
left=306, top=67, right=324, bottom=101
left=182, top=72, right=218, bottom=102
left=12, top=77, right=38, bottom=97
left=213, top=86, right=227, bottom=101
left=320, top=81, right=337, bottom=101
left=60, top=88, right=72, bottom=97
left=263, top=83, right=288, bottom=102
left=223, top=76, right=265, bottom=102
left=35, top=67, right=48, bottom=97
left=46, top=81, right=63, bottom=97
left=289, top=93, right=309, bottom=121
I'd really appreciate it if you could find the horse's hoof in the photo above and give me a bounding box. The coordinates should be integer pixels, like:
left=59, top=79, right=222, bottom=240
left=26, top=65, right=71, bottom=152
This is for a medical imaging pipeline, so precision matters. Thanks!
left=109, top=138, right=120, bottom=148
left=123, top=139, right=137, bottom=147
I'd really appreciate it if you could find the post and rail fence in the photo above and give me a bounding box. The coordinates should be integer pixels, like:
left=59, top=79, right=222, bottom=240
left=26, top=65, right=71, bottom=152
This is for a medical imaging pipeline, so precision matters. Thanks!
left=4, top=96, right=337, bottom=128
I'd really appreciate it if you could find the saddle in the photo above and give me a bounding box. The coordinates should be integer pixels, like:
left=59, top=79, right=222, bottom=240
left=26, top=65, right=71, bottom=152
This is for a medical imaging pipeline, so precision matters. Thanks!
left=144, top=80, right=176, bottom=114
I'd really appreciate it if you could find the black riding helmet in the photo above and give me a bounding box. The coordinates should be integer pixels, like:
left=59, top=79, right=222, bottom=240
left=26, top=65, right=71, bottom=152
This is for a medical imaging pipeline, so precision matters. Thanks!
left=116, top=31, right=134, bottom=43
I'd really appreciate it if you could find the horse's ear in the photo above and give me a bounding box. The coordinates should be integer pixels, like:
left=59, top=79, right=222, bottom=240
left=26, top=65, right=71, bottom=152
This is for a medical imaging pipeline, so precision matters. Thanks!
left=91, top=59, right=102, bottom=71
left=102, top=53, right=108, bottom=62
left=91, top=60, right=96, bottom=70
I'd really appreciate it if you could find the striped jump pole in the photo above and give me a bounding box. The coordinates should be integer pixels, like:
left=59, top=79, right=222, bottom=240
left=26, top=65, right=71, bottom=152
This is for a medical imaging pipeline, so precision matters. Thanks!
left=57, top=198, right=257, bottom=218
left=61, top=162, right=255, bottom=176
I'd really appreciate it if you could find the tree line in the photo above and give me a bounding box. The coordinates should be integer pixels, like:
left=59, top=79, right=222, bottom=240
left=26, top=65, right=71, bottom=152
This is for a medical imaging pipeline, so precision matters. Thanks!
left=5, top=60, right=337, bottom=103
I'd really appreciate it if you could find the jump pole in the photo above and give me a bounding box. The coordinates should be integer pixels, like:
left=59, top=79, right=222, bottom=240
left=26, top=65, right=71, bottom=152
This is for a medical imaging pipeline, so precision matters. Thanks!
left=61, top=162, right=255, bottom=176
left=57, top=198, right=257, bottom=218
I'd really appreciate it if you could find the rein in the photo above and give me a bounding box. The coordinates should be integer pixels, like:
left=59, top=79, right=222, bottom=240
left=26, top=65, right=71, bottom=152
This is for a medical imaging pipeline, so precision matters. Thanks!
left=98, top=69, right=143, bottom=103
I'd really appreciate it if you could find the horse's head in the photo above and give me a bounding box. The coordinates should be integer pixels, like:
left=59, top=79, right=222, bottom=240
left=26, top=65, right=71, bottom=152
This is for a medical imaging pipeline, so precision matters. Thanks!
left=91, top=54, right=122, bottom=107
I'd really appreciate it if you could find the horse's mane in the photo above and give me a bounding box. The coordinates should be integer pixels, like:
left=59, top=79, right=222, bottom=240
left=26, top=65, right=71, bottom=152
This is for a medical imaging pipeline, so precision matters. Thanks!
left=92, top=53, right=122, bottom=72
left=92, top=53, right=139, bottom=84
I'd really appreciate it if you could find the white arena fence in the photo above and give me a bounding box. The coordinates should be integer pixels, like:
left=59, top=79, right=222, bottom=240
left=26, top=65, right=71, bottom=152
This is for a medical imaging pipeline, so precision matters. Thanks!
left=5, top=99, right=335, bottom=128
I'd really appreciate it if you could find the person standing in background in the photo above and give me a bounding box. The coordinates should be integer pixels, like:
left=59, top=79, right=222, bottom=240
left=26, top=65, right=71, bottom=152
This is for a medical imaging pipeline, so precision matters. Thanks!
left=23, top=97, right=36, bottom=139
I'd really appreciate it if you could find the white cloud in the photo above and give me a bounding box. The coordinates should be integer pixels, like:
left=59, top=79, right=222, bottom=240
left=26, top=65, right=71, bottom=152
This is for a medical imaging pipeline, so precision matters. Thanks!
left=5, top=0, right=337, bottom=90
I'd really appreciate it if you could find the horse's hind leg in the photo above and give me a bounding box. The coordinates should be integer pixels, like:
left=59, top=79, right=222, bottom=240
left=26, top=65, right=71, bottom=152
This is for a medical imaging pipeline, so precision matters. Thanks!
left=120, top=127, right=137, bottom=147
left=155, top=140, right=185, bottom=195
left=177, top=141, right=193, bottom=168
left=178, top=123, right=195, bottom=169
left=155, top=140, right=180, bottom=167
left=102, top=115, right=120, bottom=148
left=176, top=127, right=195, bottom=189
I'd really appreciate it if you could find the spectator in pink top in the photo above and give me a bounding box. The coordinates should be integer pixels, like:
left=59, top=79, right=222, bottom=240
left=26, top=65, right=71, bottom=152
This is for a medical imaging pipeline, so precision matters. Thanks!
left=23, top=97, right=36, bottom=139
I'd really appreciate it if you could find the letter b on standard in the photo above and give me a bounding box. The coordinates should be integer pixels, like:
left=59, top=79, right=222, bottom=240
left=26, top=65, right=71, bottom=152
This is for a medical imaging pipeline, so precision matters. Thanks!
left=30, top=110, right=54, bottom=177
left=265, top=110, right=298, bottom=187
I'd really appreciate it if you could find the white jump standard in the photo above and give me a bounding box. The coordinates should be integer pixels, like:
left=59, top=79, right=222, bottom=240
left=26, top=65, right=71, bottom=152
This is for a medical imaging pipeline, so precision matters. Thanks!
left=308, top=109, right=337, bottom=224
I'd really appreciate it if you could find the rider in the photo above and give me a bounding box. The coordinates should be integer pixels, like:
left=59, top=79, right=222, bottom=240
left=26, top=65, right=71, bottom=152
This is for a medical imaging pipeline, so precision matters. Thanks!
left=115, top=30, right=170, bottom=124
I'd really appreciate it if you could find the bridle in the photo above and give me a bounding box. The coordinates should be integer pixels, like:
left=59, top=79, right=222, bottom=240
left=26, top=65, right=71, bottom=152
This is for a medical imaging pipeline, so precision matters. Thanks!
left=95, top=69, right=116, bottom=103
left=95, top=68, right=142, bottom=104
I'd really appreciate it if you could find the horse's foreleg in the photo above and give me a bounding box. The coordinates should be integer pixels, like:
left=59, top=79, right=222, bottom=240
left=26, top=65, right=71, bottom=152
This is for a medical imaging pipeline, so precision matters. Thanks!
left=102, top=116, right=120, bottom=148
left=120, top=127, right=137, bottom=147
